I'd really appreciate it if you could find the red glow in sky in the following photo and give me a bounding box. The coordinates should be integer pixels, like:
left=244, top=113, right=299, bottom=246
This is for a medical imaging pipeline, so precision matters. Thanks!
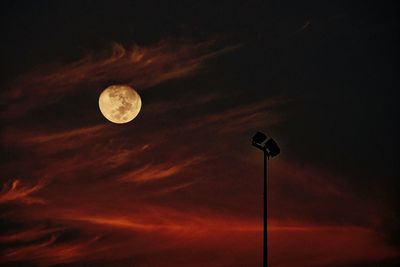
left=1, top=1, right=399, bottom=266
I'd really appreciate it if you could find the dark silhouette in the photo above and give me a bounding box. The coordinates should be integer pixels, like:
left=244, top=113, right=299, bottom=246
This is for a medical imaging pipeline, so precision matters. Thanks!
left=251, top=131, right=280, bottom=267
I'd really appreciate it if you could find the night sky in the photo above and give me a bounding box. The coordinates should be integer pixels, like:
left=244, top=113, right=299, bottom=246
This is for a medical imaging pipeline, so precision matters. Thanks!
left=1, top=1, right=399, bottom=266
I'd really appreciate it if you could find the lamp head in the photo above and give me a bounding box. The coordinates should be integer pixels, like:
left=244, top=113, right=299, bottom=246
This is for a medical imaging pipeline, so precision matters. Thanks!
left=251, top=131, right=280, bottom=158
left=265, top=138, right=280, bottom=157
left=252, top=132, right=267, bottom=145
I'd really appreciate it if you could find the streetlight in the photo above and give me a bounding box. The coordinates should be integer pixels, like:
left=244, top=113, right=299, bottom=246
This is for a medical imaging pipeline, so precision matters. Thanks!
left=251, top=131, right=280, bottom=267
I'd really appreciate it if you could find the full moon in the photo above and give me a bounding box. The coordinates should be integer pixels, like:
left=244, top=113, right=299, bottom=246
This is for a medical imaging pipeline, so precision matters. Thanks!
left=99, top=85, right=142, bottom=124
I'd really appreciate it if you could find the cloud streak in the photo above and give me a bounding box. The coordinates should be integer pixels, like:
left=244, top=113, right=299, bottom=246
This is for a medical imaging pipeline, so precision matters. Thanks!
left=119, top=156, right=204, bottom=183
left=1, top=39, right=239, bottom=119
left=1, top=234, right=102, bottom=267
left=0, top=178, right=48, bottom=204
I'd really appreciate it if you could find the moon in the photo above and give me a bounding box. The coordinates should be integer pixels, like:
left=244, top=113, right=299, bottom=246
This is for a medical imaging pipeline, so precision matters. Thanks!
left=99, top=85, right=142, bottom=124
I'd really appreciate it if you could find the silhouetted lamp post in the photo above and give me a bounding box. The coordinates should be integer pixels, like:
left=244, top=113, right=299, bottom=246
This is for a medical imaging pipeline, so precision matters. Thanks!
left=251, top=131, right=280, bottom=267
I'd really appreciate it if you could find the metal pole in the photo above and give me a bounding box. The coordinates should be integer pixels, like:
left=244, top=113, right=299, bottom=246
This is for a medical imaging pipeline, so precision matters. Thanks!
left=264, top=151, right=268, bottom=267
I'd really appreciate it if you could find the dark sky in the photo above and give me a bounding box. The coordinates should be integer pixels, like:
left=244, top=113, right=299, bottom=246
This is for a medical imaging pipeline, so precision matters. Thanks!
left=1, top=1, right=399, bottom=266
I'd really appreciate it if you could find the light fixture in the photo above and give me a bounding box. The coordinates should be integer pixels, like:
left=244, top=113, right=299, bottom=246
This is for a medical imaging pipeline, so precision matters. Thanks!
left=251, top=131, right=280, bottom=267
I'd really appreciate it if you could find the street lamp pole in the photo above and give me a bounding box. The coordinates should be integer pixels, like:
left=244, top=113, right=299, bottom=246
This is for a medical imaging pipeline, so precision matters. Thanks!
left=263, top=150, right=268, bottom=267
left=251, top=131, right=280, bottom=267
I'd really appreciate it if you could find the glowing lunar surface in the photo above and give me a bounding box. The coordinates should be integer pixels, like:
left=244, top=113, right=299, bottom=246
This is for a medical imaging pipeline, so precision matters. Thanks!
left=99, top=85, right=142, bottom=124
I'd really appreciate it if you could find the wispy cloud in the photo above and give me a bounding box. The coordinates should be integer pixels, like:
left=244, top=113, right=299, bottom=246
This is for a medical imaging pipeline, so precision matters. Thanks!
left=119, top=156, right=204, bottom=183
left=0, top=225, right=62, bottom=243
left=56, top=204, right=260, bottom=236
left=0, top=178, right=48, bottom=204
left=1, top=234, right=102, bottom=267
left=181, top=97, right=290, bottom=134
left=1, top=124, right=108, bottom=151
left=1, top=40, right=240, bottom=118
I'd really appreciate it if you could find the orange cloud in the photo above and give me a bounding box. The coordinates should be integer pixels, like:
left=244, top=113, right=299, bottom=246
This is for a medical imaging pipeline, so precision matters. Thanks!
left=66, top=209, right=259, bottom=235
left=119, top=156, right=204, bottom=183
left=0, top=226, right=62, bottom=243
left=0, top=178, right=47, bottom=204
left=8, top=203, right=398, bottom=267
left=1, top=40, right=239, bottom=118
left=1, top=124, right=108, bottom=150
left=1, top=234, right=102, bottom=267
